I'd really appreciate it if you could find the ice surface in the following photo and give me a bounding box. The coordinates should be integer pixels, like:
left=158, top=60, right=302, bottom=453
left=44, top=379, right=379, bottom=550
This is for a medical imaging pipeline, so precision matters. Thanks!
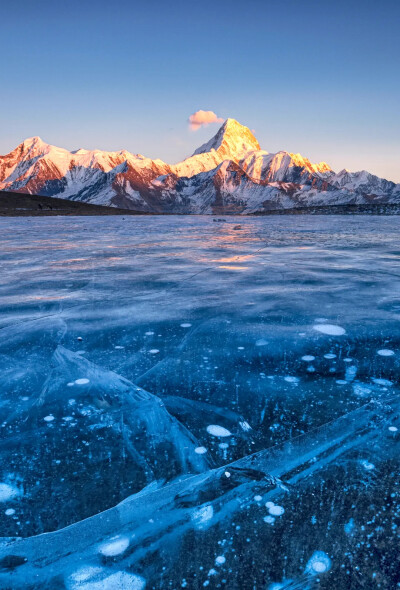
left=0, top=215, right=400, bottom=588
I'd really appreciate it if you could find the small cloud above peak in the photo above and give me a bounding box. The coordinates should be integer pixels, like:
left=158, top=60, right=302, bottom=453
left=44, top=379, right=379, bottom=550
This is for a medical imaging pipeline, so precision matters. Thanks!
left=188, top=110, right=224, bottom=131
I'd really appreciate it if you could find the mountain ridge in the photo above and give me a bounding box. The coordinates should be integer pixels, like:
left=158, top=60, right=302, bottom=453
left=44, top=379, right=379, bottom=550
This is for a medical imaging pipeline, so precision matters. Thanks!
left=1, top=120, right=399, bottom=214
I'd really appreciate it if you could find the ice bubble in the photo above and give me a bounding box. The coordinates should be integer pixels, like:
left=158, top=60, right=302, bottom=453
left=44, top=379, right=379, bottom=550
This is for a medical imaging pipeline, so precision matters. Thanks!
left=305, top=551, right=332, bottom=574
left=265, top=501, right=275, bottom=509
left=219, top=442, right=229, bottom=449
left=388, top=426, right=398, bottom=432
left=254, top=495, right=263, bottom=502
left=344, top=518, right=355, bottom=535
left=180, top=323, right=192, bottom=328
left=194, top=447, right=208, bottom=454
left=98, top=535, right=130, bottom=557
left=43, top=415, right=55, bottom=422
left=206, top=425, right=232, bottom=437
left=313, top=324, right=346, bottom=336
left=373, top=378, right=393, bottom=386
left=75, top=378, right=90, bottom=385
left=0, top=483, right=20, bottom=502
left=5, top=508, right=15, bottom=516
left=268, top=505, right=285, bottom=516
left=343, top=358, right=353, bottom=362
left=377, top=349, right=395, bottom=357
left=145, top=331, right=154, bottom=336
left=239, top=421, right=251, bottom=431
left=237, top=346, right=245, bottom=350
left=324, top=353, right=336, bottom=359
left=215, top=555, right=226, bottom=565
left=360, top=460, right=375, bottom=470
left=77, top=337, right=83, bottom=341
left=255, top=339, right=268, bottom=346
left=307, top=366, right=316, bottom=372
left=301, top=355, right=315, bottom=361
left=336, top=380, right=347, bottom=385
left=263, top=515, right=275, bottom=524
left=224, top=471, right=231, bottom=478
left=149, top=349, right=160, bottom=354
left=67, top=382, right=75, bottom=387
left=284, top=376, right=299, bottom=383
left=114, top=345, right=124, bottom=349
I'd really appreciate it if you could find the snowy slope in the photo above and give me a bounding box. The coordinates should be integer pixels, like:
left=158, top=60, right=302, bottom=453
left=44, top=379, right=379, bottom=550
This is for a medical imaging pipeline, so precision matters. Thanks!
left=1, top=120, right=399, bottom=213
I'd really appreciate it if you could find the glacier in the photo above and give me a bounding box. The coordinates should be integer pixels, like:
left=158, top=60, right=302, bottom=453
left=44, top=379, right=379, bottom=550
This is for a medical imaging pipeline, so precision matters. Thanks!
left=0, top=214, right=399, bottom=588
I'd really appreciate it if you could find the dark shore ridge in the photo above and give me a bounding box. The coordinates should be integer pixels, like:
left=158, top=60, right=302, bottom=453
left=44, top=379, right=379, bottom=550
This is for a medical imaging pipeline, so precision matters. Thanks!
left=1, top=190, right=400, bottom=217
left=0, top=191, right=148, bottom=217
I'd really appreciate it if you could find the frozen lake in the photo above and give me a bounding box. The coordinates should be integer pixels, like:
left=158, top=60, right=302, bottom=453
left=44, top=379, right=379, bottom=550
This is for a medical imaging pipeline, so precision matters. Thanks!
left=0, top=215, right=399, bottom=589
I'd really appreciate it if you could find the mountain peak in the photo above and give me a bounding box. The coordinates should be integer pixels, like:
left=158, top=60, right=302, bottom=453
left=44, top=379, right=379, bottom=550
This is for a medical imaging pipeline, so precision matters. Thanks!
left=192, top=118, right=260, bottom=162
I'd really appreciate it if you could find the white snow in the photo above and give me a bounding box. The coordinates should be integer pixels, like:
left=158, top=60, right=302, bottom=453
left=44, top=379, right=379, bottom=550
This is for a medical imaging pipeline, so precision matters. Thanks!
left=75, top=378, right=90, bottom=385
left=98, top=535, right=130, bottom=557
left=206, top=425, right=232, bottom=437
left=377, top=349, right=395, bottom=357
left=313, top=324, right=346, bottom=336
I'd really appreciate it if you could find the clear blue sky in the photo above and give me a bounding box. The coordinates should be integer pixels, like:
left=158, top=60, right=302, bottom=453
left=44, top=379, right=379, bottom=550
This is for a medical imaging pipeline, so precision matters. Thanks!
left=1, top=0, right=399, bottom=181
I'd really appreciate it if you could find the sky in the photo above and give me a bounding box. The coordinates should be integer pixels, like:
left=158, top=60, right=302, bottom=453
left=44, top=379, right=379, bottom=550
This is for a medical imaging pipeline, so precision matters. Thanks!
left=0, top=0, right=399, bottom=181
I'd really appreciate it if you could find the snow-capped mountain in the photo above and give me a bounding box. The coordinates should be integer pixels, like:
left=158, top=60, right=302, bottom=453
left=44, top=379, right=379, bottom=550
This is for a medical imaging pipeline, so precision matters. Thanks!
left=1, top=119, right=399, bottom=213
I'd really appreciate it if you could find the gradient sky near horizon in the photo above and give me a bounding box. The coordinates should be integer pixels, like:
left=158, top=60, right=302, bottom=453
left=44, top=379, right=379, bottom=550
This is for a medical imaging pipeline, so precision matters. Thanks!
left=1, top=0, right=399, bottom=181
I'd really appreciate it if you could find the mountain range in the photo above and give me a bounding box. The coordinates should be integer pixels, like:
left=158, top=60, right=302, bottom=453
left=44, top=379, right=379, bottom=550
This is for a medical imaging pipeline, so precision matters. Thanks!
left=1, top=119, right=399, bottom=213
